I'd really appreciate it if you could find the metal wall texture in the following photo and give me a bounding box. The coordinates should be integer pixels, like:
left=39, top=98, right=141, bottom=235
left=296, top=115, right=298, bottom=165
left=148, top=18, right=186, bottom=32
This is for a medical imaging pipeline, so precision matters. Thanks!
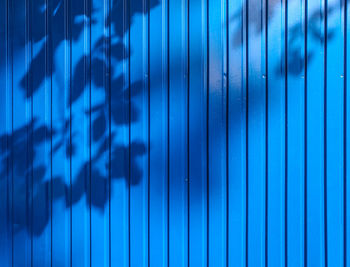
left=0, top=0, right=349, bottom=266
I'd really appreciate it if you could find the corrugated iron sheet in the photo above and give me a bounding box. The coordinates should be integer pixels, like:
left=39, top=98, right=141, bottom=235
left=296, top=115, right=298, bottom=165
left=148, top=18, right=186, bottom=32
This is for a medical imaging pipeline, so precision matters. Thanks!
left=0, top=0, right=348, bottom=266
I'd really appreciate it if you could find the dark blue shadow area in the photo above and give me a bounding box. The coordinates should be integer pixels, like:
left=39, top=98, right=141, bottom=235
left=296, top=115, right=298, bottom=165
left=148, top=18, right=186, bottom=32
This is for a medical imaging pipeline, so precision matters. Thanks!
left=0, top=0, right=157, bottom=238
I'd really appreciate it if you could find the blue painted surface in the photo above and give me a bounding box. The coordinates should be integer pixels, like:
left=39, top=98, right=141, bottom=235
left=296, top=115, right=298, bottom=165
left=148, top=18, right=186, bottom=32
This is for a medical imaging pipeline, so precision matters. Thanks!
left=0, top=0, right=349, bottom=266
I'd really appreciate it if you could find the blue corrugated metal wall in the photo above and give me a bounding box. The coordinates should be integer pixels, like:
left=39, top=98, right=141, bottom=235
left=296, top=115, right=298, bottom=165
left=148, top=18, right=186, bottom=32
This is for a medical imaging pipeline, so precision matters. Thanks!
left=0, top=0, right=349, bottom=266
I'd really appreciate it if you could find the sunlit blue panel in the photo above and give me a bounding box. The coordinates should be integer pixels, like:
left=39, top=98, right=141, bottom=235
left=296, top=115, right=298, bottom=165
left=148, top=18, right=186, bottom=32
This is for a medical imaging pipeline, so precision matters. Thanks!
left=287, top=0, right=306, bottom=266
left=188, top=0, right=208, bottom=266
left=208, top=0, right=227, bottom=266
left=149, top=0, right=169, bottom=266
left=129, top=0, right=149, bottom=266
left=227, top=0, right=246, bottom=266
left=307, top=0, right=326, bottom=266
left=247, top=0, right=267, bottom=266
left=267, top=0, right=286, bottom=266
left=347, top=1, right=350, bottom=266
left=326, top=0, right=345, bottom=266
left=169, top=0, right=188, bottom=266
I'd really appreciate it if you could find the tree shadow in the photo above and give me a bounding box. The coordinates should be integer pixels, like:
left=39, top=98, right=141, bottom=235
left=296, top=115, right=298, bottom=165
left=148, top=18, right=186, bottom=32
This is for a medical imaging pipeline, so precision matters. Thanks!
left=0, top=0, right=157, bottom=237
left=1, top=0, right=346, bottom=241
left=230, top=0, right=344, bottom=76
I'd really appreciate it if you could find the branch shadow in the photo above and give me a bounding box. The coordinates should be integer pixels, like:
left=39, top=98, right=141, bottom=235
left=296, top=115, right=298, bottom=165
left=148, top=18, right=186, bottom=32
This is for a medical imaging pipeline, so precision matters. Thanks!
left=1, top=0, right=346, bottom=241
left=0, top=0, right=157, bottom=237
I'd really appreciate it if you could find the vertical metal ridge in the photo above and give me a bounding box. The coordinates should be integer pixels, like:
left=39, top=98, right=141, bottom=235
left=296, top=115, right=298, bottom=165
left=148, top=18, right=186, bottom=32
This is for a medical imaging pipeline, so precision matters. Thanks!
left=265, top=0, right=269, bottom=265
left=67, top=0, right=72, bottom=263
left=147, top=0, right=151, bottom=265
left=245, top=0, right=249, bottom=264
left=49, top=0, right=53, bottom=260
left=344, top=0, right=348, bottom=265
left=63, top=0, right=73, bottom=264
left=226, top=0, right=229, bottom=265
left=83, top=0, right=91, bottom=265
left=324, top=0, right=328, bottom=265
left=108, top=0, right=111, bottom=262
left=89, top=0, right=92, bottom=264
left=109, top=0, right=112, bottom=265
left=5, top=0, right=10, bottom=263
left=127, top=0, right=131, bottom=265
left=238, top=0, right=248, bottom=261
left=167, top=0, right=170, bottom=265
left=27, top=0, right=33, bottom=264
left=24, top=0, right=31, bottom=263
left=187, top=0, right=190, bottom=265
left=47, top=0, right=53, bottom=264
left=206, top=0, right=210, bottom=265
left=9, top=0, right=14, bottom=265
left=304, top=0, right=308, bottom=266
left=242, top=0, right=247, bottom=265
left=284, top=0, right=288, bottom=266
left=30, top=0, right=33, bottom=263
left=108, top=0, right=112, bottom=265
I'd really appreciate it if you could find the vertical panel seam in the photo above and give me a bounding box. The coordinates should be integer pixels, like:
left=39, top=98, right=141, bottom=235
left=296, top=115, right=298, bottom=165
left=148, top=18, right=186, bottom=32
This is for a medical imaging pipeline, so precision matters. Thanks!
left=70, top=0, right=74, bottom=262
left=226, top=0, right=229, bottom=265
left=68, top=0, right=73, bottom=263
left=10, top=0, right=14, bottom=264
left=89, top=0, right=92, bottom=264
left=28, top=0, right=34, bottom=264
left=187, top=0, right=191, bottom=265
left=147, top=0, right=151, bottom=265
left=30, top=0, right=34, bottom=263
left=49, top=0, right=53, bottom=262
left=324, top=0, right=328, bottom=265
left=265, top=0, right=269, bottom=265
left=285, top=0, right=288, bottom=266
left=344, top=0, right=348, bottom=266
left=109, top=0, right=113, bottom=265
left=128, top=0, right=131, bottom=265
left=206, top=0, right=210, bottom=265
left=108, top=0, right=112, bottom=265
left=167, top=0, right=170, bottom=265
left=304, top=0, right=308, bottom=265
left=245, top=0, right=249, bottom=264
